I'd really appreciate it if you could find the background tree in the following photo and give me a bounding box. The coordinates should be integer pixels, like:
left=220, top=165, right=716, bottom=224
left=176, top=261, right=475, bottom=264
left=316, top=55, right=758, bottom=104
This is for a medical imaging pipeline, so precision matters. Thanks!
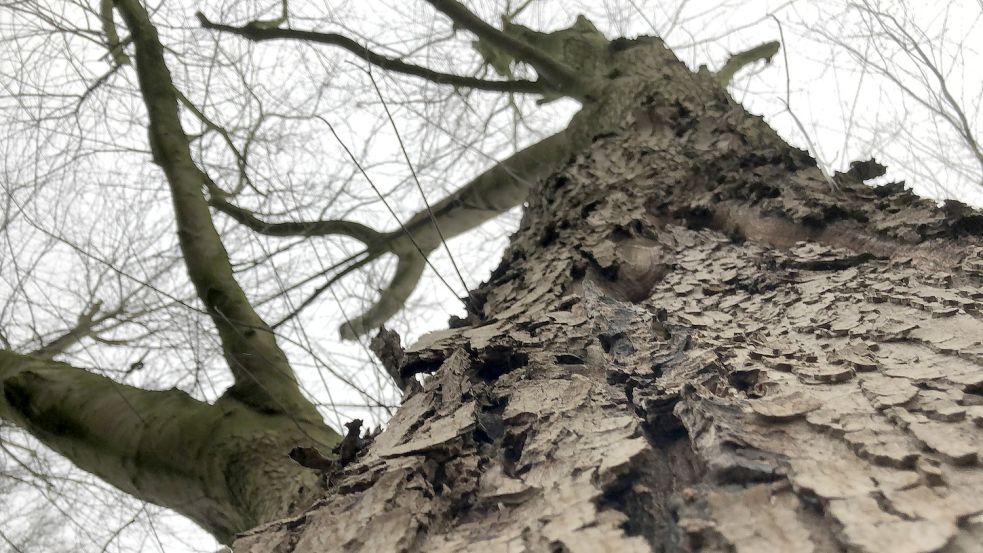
left=1, top=0, right=981, bottom=551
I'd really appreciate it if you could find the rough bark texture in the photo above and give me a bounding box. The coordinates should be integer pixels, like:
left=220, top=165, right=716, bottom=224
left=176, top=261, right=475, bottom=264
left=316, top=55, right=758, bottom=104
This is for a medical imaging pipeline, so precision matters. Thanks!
left=230, top=37, right=983, bottom=553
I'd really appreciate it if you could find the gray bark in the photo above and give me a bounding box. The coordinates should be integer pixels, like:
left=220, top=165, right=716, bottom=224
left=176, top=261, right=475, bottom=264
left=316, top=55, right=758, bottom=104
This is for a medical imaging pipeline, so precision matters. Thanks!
left=3, top=4, right=982, bottom=550
left=0, top=350, right=335, bottom=543
left=2, top=2, right=340, bottom=543
left=231, top=36, right=983, bottom=553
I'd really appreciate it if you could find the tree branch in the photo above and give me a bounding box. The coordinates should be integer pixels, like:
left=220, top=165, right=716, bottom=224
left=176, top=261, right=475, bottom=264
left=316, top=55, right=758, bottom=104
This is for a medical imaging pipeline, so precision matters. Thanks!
left=339, top=251, right=427, bottom=340
left=251, top=126, right=579, bottom=338
left=199, top=5, right=598, bottom=338
left=195, top=12, right=548, bottom=95
left=32, top=301, right=106, bottom=358
left=352, top=128, right=576, bottom=337
left=423, top=0, right=591, bottom=96
left=210, top=196, right=384, bottom=245
left=392, top=128, right=574, bottom=254
left=211, top=125, right=577, bottom=339
left=271, top=252, right=375, bottom=329
left=176, top=89, right=256, bottom=196
left=114, top=0, right=318, bottom=419
left=0, top=350, right=210, bottom=521
left=0, top=349, right=339, bottom=542
left=715, top=40, right=781, bottom=86
left=99, top=0, right=130, bottom=65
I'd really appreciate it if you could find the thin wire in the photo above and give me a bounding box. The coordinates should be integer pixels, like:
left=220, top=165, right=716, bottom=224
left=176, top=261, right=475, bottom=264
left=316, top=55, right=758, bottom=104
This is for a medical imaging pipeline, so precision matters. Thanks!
left=138, top=504, right=166, bottom=553
left=228, top=237, right=399, bottom=418
left=626, top=0, right=660, bottom=33
left=306, top=242, right=395, bottom=420
left=315, top=114, right=465, bottom=303
left=15, top=477, right=103, bottom=550
left=250, top=234, right=348, bottom=430
left=771, top=14, right=838, bottom=191
left=363, top=66, right=473, bottom=304
left=97, top=508, right=141, bottom=553
left=0, top=528, right=25, bottom=553
left=326, top=283, right=396, bottom=420
left=270, top=251, right=374, bottom=329
left=257, top=249, right=370, bottom=308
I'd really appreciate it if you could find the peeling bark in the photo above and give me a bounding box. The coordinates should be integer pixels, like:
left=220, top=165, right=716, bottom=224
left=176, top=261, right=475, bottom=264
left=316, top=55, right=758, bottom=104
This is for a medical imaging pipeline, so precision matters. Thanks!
left=232, top=35, right=983, bottom=553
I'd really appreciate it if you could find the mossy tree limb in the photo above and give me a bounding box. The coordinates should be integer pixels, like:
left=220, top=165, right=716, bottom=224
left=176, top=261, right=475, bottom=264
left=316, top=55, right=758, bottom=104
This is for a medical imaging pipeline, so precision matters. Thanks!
left=714, top=40, right=781, bottom=86
left=0, top=350, right=337, bottom=543
left=115, top=0, right=319, bottom=418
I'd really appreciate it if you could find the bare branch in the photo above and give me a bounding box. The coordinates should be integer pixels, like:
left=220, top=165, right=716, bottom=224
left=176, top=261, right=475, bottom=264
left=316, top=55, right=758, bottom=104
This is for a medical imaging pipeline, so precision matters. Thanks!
left=32, top=301, right=105, bottom=358
left=175, top=90, right=257, bottom=197
left=341, top=128, right=575, bottom=338
left=339, top=251, right=427, bottom=340
left=114, top=0, right=319, bottom=419
left=0, top=349, right=338, bottom=541
left=195, top=12, right=548, bottom=95
left=393, top=128, right=574, bottom=253
left=714, top=40, right=780, bottom=86
left=99, top=0, right=130, bottom=66
left=423, top=0, right=591, bottom=96
left=271, top=252, right=375, bottom=329
left=854, top=1, right=983, bottom=183
left=250, top=125, right=578, bottom=339
left=0, top=350, right=207, bottom=516
left=210, top=196, right=385, bottom=245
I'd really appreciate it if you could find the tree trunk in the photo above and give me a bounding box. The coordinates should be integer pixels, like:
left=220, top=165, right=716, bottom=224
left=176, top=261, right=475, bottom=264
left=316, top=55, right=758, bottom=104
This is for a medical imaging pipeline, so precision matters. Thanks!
left=230, top=37, right=983, bottom=553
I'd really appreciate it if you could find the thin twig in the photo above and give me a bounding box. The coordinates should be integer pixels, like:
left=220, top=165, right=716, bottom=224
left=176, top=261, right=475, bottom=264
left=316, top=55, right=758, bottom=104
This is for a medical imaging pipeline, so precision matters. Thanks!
left=363, top=66, right=472, bottom=302
left=196, top=12, right=546, bottom=94
left=317, top=115, right=464, bottom=303
left=771, top=15, right=838, bottom=191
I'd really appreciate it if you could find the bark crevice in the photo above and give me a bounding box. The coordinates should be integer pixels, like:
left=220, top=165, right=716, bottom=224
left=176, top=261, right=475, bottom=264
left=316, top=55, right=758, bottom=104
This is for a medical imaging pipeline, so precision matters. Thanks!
left=231, top=26, right=983, bottom=553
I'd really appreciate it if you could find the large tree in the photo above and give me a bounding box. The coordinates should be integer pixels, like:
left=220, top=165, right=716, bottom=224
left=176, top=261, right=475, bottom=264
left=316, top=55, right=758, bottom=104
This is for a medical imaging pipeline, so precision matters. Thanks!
left=2, top=0, right=982, bottom=551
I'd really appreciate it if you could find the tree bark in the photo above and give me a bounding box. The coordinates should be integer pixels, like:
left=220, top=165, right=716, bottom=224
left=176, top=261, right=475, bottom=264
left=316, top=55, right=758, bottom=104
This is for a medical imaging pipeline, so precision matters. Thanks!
left=2, top=1, right=341, bottom=543
left=0, top=350, right=338, bottom=543
left=230, top=36, right=983, bottom=553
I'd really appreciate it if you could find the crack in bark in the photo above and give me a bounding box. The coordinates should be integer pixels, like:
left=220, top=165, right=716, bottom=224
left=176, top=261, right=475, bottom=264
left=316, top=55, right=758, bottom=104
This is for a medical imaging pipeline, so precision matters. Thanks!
left=231, top=22, right=983, bottom=553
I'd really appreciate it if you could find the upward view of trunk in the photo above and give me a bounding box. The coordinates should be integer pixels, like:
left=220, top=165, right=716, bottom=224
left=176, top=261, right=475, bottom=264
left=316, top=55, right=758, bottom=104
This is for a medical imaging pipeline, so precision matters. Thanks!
left=3, top=3, right=981, bottom=551
left=230, top=35, right=983, bottom=553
